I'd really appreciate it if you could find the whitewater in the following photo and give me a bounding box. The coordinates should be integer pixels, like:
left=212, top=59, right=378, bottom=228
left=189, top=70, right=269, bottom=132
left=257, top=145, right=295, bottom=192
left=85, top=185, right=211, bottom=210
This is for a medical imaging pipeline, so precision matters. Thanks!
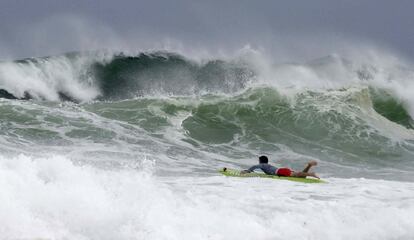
left=1, top=49, right=414, bottom=239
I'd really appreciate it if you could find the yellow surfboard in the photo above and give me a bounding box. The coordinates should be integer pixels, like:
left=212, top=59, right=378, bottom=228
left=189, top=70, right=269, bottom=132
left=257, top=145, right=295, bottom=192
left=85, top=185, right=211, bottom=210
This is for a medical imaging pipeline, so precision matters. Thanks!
left=219, top=168, right=325, bottom=183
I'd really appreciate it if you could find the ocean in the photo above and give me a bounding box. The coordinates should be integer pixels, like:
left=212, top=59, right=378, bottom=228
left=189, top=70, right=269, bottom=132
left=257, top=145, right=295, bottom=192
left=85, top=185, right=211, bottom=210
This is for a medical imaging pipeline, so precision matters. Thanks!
left=0, top=50, right=413, bottom=239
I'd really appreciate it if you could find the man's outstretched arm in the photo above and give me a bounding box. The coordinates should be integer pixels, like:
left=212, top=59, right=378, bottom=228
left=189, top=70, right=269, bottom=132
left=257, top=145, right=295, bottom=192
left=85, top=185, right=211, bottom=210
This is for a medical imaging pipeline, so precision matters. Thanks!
left=241, top=165, right=261, bottom=174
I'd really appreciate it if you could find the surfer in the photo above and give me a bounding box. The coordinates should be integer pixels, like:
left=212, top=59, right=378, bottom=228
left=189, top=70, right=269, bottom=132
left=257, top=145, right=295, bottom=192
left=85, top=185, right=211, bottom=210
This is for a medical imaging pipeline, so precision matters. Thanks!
left=240, top=156, right=319, bottom=179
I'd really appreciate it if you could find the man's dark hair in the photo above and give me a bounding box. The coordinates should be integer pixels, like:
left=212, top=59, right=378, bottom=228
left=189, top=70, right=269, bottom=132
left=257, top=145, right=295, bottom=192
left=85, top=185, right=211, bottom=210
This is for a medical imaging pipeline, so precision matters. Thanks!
left=259, top=155, right=268, bottom=164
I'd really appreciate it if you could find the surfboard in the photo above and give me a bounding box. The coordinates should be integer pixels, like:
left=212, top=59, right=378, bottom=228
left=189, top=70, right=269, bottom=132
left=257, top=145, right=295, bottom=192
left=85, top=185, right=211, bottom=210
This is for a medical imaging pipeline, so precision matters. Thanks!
left=219, top=168, right=325, bottom=183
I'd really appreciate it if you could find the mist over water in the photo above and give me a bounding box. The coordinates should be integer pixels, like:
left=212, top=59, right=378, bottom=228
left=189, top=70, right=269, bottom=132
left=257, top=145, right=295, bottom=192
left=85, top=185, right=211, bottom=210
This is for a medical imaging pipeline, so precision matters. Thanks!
left=1, top=48, right=414, bottom=239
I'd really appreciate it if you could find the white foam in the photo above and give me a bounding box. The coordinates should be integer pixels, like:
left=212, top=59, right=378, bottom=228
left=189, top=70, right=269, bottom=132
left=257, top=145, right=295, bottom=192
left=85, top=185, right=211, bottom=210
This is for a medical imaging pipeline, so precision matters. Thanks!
left=0, top=53, right=112, bottom=102
left=242, top=48, right=414, bottom=120
left=1, top=154, right=413, bottom=239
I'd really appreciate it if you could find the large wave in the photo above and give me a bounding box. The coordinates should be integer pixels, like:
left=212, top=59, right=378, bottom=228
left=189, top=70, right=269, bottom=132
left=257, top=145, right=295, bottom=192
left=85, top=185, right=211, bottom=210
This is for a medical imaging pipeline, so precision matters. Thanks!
left=1, top=50, right=413, bottom=130
left=0, top=51, right=254, bottom=101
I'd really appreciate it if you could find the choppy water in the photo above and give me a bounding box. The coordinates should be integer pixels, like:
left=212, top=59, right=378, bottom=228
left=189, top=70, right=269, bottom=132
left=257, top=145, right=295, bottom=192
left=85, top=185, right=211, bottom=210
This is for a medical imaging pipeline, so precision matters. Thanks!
left=1, top=50, right=414, bottom=239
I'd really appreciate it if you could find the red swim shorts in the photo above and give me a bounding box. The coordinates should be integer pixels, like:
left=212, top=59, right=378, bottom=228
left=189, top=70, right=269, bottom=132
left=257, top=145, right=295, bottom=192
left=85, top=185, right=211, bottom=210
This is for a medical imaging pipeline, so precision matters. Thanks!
left=276, top=168, right=292, bottom=177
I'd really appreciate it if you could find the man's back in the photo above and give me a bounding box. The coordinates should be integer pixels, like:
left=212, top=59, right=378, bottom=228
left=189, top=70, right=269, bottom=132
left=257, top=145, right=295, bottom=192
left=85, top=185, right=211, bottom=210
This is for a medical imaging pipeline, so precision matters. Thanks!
left=247, top=163, right=277, bottom=175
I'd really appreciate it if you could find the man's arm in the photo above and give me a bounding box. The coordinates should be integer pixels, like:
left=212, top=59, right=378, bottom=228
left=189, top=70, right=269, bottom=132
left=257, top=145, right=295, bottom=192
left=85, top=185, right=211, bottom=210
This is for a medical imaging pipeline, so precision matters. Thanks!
left=241, top=165, right=260, bottom=174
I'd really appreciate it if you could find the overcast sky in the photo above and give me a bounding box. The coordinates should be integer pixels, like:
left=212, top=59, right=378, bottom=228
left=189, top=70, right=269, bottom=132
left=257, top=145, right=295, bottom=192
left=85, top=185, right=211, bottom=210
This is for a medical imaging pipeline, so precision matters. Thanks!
left=1, top=0, right=413, bottom=60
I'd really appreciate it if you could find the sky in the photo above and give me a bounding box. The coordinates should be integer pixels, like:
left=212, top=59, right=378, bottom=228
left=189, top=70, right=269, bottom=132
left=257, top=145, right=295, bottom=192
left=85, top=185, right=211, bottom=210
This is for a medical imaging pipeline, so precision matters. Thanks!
left=1, top=0, right=414, bottom=60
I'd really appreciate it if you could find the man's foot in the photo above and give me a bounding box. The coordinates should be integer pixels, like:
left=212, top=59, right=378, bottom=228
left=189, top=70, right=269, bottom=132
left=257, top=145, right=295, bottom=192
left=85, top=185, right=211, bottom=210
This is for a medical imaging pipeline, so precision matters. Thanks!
left=309, top=172, right=320, bottom=179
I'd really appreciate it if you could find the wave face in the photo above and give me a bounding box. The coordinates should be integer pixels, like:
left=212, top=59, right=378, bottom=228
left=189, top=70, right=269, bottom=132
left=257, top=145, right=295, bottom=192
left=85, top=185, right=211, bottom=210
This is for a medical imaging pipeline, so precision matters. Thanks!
left=1, top=50, right=414, bottom=239
left=93, top=52, right=254, bottom=99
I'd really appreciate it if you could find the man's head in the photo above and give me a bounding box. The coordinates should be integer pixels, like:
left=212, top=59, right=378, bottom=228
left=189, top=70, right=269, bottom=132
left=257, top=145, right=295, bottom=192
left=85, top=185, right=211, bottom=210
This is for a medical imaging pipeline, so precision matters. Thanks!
left=259, top=155, right=268, bottom=164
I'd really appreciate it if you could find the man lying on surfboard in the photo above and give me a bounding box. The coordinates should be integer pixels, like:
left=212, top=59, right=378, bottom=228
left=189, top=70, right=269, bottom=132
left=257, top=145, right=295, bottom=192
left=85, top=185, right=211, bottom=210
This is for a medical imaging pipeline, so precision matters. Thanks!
left=239, top=155, right=319, bottom=179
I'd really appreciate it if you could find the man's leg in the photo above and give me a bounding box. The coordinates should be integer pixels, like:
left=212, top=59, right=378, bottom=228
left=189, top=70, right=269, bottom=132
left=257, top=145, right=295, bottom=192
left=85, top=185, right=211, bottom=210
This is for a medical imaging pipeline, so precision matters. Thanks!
left=302, top=160, right=317, bottom=173
left=291, top=161, right=319, bottom=178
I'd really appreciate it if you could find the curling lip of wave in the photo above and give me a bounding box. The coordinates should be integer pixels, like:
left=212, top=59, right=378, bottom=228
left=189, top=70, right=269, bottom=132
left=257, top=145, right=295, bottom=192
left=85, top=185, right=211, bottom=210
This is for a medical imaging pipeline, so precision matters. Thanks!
left=0, top=51, right=254, bottom=102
